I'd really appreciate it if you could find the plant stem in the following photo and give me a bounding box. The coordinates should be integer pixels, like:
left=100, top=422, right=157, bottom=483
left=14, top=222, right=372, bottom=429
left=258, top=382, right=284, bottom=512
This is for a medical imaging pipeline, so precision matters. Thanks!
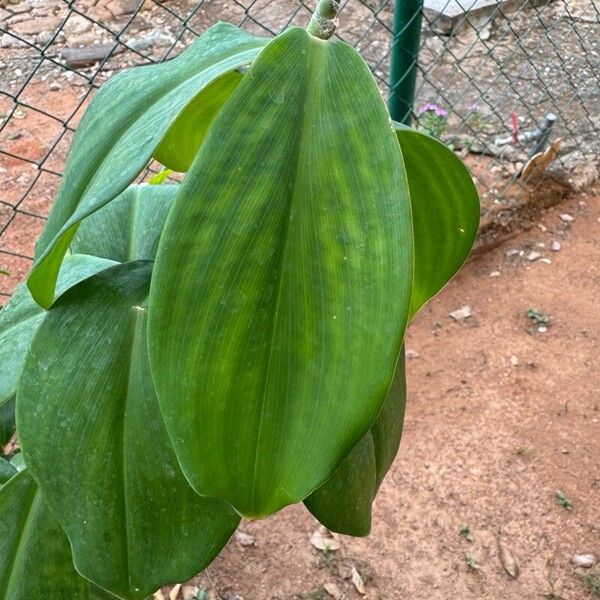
left=306, top=0, right=340, bottom=40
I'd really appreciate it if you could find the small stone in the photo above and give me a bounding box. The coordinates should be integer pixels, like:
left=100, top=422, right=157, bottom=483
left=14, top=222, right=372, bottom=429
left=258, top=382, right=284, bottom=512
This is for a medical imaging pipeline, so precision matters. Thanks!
left=551, top=240, right=562, bottom=252
left=506, top=249, right=519, bottom=257
left=539, top=258, right=552, bottom=265
left=234, top=531, right=255, bottom=547
left=405, top=349, right=420, bottom=359
left=6, top=1, right=31, bottom=14
left=559, top=213, right=575, bottom=222
left=489, top=271, right=501, bottom=277
left=106, top=0, right=140, bottom=17
left=0, top=33, right=18, bottom=48
left=527, top=251, right=542, bottom=261
left=510, top=355, right=519, bottom=366
left=11, top=16, right=61, bottom=36
left=36, top=30, right=54, bottom=45
left=571, top=553, right=596, bottom=568
left=537, top=223, right=547, bottom=232
left=128, top=29, right=174, bottom=51
left=537, top=325, right=548, bottom=333
left=49, top=81, right=61, bottom=91
left=449, top=305, right=472, bottom=321
left=64, top=14, right=92, bottom=35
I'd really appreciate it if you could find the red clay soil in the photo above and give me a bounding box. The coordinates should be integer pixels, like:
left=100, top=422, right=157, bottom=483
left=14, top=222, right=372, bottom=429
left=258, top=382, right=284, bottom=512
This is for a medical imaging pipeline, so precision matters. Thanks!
left=2, top=107, right=599, bottom=595
left=179, top=189, right=599, bottom=600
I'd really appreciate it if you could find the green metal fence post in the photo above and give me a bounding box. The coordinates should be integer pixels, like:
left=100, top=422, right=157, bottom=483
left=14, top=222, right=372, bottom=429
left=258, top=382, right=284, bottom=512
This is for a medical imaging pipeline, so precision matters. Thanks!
left=388, top=0, right=424, bottom=124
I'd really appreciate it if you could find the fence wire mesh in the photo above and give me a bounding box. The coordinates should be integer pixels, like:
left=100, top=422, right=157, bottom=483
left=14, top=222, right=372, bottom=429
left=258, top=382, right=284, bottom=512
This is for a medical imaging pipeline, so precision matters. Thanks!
left=0, top=0, right=599, bottom=299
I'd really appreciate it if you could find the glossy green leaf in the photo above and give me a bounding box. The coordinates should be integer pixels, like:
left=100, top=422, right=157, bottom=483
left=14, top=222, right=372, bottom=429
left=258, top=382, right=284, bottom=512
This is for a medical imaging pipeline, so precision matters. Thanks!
left=395, top=124, right=480, bottom=318
left=304, top=352, right=406, bottom=536
left=9, top=453, right=25, bottom=473
left=18, top=262, right=240, bottom=599
left=148, top=28, right=413, bottom=518
left=0, top=457, right=16, bottom=484
left=0, top=255, right=116, bottom=405
left=71, top=184, right=177, bottom=262
left=304, top=125, right=479, bottom=535
left=154, top=70, right=243, bottom=172
left=0, top=399, right=15, bottom=447
left=0, top=469, right=117, bottom=599
left=27, top=23, right=268, bottom=309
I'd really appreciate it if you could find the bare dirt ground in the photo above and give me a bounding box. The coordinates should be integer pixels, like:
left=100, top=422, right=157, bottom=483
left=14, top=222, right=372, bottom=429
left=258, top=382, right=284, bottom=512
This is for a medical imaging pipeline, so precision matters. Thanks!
left=178, top=189, right=599, bottom=600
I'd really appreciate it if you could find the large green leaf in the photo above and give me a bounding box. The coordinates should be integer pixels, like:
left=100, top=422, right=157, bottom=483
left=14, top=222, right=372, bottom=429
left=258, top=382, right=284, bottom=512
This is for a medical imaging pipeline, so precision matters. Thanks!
left=18, top=262, right=240, bottom=599
left=27, top=24, right=268, bottom=308
left=148, top=28, right=413, bottom=518
left=0, top=184, right=175, bottom=406
left=71, top=184, right=177, bottom=262
left=395, top=125, right=480, bottom=318
left=154, top=71, right=243, bottom=172
left=304, top=352, right=406, bottom=536
left=304, top=127, right=479, bottom=535
left=0, top=469, right=117, bottom=599
left=0, top=255, right=117, bottom=405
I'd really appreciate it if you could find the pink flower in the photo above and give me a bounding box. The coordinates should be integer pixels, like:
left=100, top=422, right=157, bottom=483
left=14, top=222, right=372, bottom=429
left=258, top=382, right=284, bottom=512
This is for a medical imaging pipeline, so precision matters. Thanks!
left=419, top=102, right=448, bottom=117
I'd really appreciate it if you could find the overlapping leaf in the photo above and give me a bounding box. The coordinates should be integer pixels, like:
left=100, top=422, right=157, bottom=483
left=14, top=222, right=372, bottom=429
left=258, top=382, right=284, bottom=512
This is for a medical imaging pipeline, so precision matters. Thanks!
left=18, top=263, right=240, bottom=599
left=0, top=468, right=117, bottom=599
left=154, top=71, right=243, bottom=172
left=306, top=127, right=479, bottom=535
left=304, top=352, right=406, bottom=536
left=0, top=255, right=117, bottom=405
left=0, top=399, right=15, bottom=447
left=28, top=23, right=267, bottom=308
left=0, top=457, right=16, bottom=485
left=395, top=125, right=480, bottom=318
left=0, top=184, right=176, bottom=408
left=71, top=184, right=177, bottom=262
left=148, top=28, right=413, bottom=517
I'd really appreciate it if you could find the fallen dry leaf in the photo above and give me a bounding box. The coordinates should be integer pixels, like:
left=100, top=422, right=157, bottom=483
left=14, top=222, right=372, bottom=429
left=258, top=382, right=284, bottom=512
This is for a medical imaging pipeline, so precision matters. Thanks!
left=351, top=566, right=366, bottom=595
left=153, top=592, right=165, bottom=600
left=169, top=583, right=182, bottom=600
left=323, top=582, right=343, bottom=599
left=310, top=527, right=341, bottom=551
left=498, top=540, right=519, bottom=579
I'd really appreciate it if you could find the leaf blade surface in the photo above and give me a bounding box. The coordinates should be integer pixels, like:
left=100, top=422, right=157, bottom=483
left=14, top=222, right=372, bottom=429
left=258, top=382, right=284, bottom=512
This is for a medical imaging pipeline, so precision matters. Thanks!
left=0, top=469, right=116, bottom=599
left=148, top=28, right=413, bottom=517
left=18, top=262, right=240, bottom=599
left=28, top=24, right=267, bottom=308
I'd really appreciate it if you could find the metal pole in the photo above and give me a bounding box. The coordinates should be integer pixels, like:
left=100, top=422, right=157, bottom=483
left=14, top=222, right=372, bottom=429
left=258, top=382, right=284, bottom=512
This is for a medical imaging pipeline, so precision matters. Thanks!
left=388, top=0, right=424, bottom=125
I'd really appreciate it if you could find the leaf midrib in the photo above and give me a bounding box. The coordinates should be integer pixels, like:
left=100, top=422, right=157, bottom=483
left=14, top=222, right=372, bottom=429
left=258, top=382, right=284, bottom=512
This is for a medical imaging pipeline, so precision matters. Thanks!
left=249, top=35, right=327, bottom=515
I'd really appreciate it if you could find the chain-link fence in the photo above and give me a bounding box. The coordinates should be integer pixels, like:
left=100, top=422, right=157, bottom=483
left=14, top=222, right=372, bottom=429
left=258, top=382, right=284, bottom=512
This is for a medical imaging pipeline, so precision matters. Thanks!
left=1, top=0, right=599, bottom=299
